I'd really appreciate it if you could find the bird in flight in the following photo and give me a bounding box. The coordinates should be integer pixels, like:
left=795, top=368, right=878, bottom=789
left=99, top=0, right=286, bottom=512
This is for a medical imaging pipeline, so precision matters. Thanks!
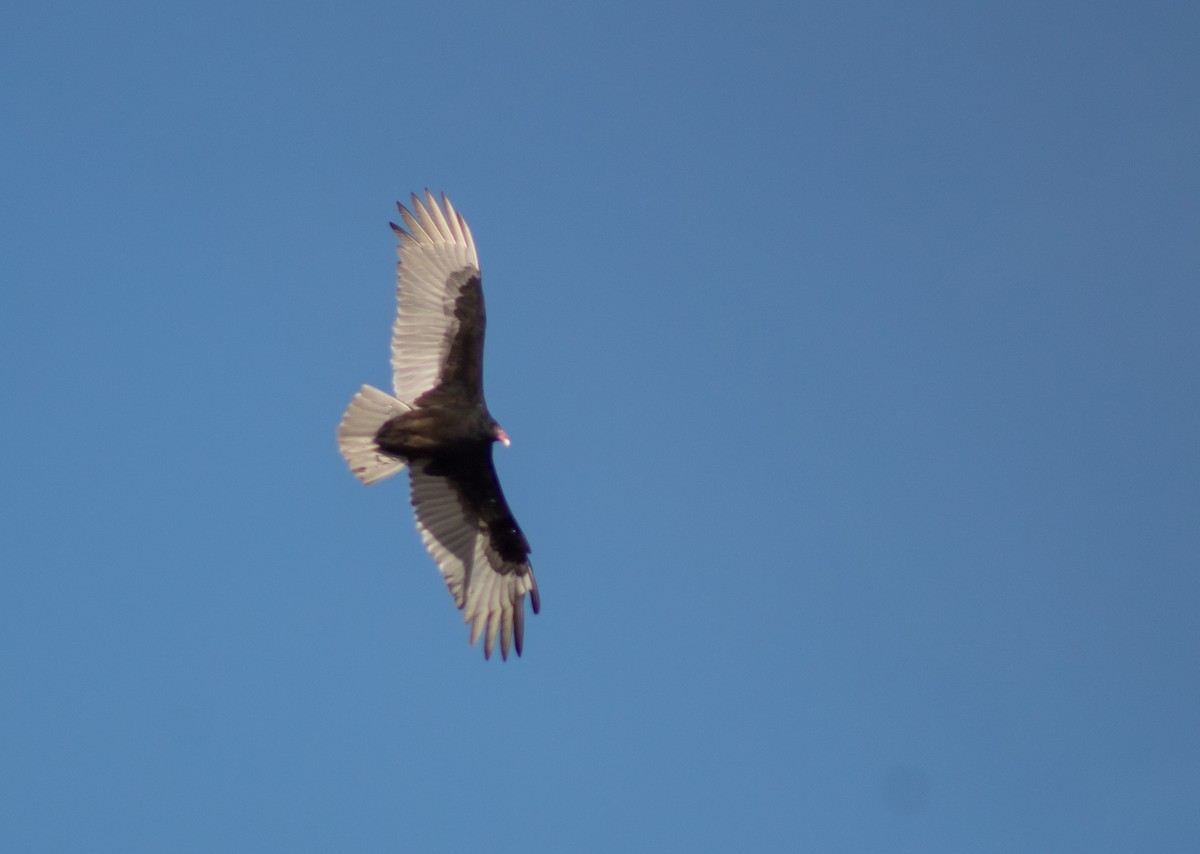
left=337, top=191, right=539, bottom=660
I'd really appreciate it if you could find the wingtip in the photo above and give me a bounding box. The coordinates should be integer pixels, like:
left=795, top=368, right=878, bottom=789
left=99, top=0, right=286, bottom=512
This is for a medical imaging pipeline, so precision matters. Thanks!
left=473, top=592, right=531, bottom=661
left=388, top=189, right=477, bottom=269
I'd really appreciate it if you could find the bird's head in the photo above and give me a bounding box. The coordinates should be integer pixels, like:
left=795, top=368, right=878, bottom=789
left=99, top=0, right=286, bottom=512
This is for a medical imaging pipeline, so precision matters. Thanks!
left=491, top=422, right=511, bottom=447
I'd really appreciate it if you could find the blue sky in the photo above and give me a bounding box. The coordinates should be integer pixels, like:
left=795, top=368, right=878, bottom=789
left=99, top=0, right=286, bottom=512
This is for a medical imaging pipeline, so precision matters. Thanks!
left=3, top=1, right=1198, bottom=851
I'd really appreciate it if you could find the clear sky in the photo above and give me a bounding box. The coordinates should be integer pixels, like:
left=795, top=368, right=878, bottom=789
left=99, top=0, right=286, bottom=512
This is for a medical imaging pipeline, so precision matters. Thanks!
left=3, top=2, right=1198, bottom=851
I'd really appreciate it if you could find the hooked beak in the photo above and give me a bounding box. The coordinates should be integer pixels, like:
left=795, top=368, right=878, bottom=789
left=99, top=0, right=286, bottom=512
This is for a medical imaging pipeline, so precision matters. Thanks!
left=494, top=425, right=511, bottom=447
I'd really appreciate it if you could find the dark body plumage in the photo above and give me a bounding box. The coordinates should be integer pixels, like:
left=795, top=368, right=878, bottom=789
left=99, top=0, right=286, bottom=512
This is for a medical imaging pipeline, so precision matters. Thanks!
left=337, top=193, right=539, bottom=660
left=380, top=424, right=533, bottom=570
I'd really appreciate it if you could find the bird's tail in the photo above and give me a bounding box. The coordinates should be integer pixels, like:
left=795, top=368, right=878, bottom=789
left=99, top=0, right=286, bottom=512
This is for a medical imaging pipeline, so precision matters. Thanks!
left=337, top=385, right=411, bottom=485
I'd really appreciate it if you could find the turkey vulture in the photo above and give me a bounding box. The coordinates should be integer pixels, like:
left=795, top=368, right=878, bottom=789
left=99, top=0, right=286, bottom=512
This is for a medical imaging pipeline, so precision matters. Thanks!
left=337, top=191, right=539, bottom=660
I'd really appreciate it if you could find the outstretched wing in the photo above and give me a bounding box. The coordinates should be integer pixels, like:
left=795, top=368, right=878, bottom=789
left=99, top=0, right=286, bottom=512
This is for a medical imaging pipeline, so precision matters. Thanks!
left=408, top=453, right=540, bottom=660
left=390, top=191, right=485, bottom=406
